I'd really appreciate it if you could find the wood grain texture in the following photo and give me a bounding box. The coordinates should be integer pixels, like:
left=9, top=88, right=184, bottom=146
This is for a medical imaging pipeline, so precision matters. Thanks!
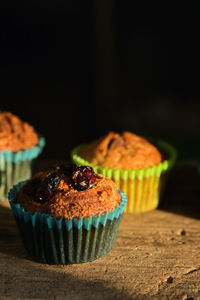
left=0, top=161, right=200, bottom=300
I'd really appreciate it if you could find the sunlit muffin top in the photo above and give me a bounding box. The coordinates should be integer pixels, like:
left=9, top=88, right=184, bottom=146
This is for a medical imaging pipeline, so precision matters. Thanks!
left=0, top=111, right=38, bottom=152
left=17, top=165, right=121, bottom=220
left=79, top=131, right=162, bottom=169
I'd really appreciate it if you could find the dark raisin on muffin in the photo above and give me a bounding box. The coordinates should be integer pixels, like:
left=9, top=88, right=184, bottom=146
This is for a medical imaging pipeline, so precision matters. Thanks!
left=17, top=165, right=121, bottom=220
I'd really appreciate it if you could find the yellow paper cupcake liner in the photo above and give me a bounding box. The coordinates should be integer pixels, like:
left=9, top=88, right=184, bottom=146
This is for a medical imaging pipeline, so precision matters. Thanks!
left=71, top=139, right=177, bottom=213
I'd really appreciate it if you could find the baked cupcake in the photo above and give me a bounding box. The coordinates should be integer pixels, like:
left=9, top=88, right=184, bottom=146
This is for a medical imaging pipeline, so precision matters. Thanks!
left=8, top=164, right=127, bottom=264
left=71, top=131, right=177, bottom=213
left=0, top=111, right=45, bottom=200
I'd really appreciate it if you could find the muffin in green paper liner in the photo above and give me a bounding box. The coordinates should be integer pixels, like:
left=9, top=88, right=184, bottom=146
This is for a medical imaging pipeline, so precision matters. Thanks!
left=71, top=131, right=177, bottom=213
left=8, top=165, right=127, bottom=265
left=0, top=112, right=45, bottom=200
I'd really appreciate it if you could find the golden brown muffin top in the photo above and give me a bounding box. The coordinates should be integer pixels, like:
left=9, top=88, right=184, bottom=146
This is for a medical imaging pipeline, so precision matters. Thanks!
left=17, top=165, right=121, bottom=220
left=0, top=111, right=38, bottom=152
left=79, top=131, right=162, bottom=169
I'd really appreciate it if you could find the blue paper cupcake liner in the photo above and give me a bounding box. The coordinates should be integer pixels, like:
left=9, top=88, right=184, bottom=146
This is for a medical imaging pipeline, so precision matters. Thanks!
left=8, top=181, right=127, bottom=265
left=0, top=136, right=45, bottom=200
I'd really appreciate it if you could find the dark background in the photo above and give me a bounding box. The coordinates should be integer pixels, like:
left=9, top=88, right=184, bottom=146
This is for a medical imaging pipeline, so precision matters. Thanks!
left=0, top=1, right=199, bottom=160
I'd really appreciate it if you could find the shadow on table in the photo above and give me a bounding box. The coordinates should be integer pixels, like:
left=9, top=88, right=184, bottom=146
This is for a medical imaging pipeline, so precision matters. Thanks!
left=0, top=204, right=139, bottom=300
left=159, top=163, right=200, bottom=219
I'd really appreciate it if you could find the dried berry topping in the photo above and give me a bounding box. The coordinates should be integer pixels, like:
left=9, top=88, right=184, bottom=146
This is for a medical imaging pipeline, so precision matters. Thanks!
left=58, top=164, right=76, bottom=177
left=108, top=136, right=125, bottom=149
left=28, top=178, right=42, bottom=197
left=71, top=166, right=96, bottom=191
left=35, top=172, right=61, bottom=203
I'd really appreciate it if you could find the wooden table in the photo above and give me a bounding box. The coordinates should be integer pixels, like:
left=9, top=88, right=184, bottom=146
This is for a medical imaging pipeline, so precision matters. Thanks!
left=0, top=161, right=200, bottom=300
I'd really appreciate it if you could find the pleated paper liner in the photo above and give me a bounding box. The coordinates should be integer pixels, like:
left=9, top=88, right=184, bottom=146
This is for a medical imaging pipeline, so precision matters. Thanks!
left=71, top=139, right=177, bottom=213
left=0, top=136, right=45, bottom=201
left=8, top=181, right=127, bottom=265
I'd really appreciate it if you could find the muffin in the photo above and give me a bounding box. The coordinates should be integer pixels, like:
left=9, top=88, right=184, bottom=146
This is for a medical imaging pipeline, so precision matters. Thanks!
left=8, top=164, right=127, bottom=264
left=0, top=111, right=45, bottom=200
left=71, top=131, right=177, bottom=213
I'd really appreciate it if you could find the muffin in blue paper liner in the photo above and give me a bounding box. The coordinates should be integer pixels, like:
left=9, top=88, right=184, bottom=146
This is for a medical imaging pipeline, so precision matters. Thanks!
left=0, top=136, right=45, bottom=200
left=8, top=169, right=127, bottom=265
left=0, top=111, right=45, bottom=200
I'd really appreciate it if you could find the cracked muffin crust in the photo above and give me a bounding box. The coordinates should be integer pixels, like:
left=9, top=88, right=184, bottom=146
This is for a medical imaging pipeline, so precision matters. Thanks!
left=79, top=131, right=162, bottom=169
left=0, top=111, right=38, bottom=152
left=17, top=165, right=121, bottom=220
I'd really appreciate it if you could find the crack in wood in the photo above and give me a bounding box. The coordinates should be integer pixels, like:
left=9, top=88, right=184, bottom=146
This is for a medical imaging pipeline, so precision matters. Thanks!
left=184, top=267, right=200, bottom=275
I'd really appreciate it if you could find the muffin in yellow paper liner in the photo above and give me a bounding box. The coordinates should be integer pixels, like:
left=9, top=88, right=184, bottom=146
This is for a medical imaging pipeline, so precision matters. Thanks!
left=71, top=139, right=177, bottom=213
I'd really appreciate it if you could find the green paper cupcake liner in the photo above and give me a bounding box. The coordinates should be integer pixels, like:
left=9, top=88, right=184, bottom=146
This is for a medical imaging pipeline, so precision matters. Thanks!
left=0, top=136, right=45, bottom=201
left=8, top=181, right=127, bottom=265
left=71, top=138, right=177, bottom=213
